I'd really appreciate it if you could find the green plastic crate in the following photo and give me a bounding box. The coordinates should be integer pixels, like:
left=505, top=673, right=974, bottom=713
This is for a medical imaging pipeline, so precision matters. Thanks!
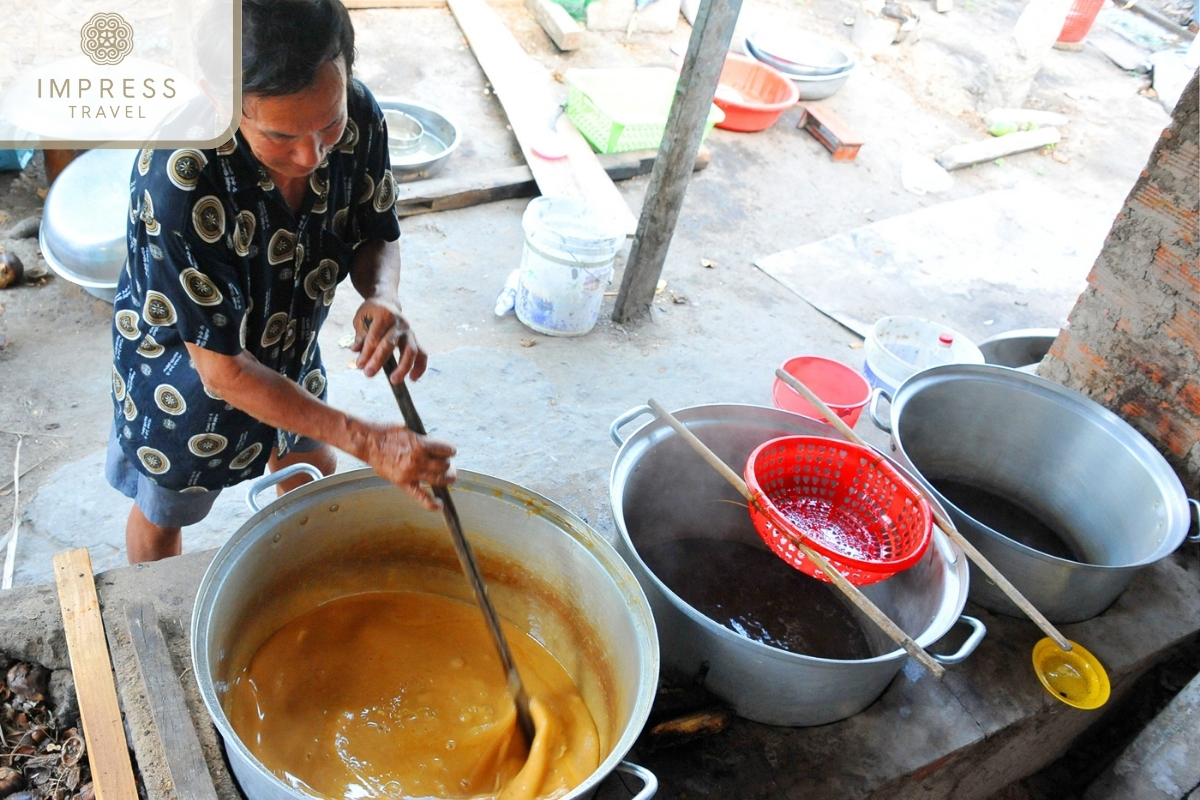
left=565, top=68, right=725, bottom=155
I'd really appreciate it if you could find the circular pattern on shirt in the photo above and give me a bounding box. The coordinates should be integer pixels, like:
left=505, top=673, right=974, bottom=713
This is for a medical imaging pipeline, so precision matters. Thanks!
left=148, top=243, right=164, bottom=261
left=232, top=210, right=256, bottom=257
left=303, top=368, right=327, bottom=397
left=229, top=443, right=263, bottom=470
left=303, top=259, right=339, bottom=300
left=202, top=382, right=223, bottom=401
left=332, top=207, right=349, bottom=239
left=192, top=196, right=226, bottom=244
left=137, top=334, right=165, bottom=358
left=188, top=433, right=228, bottom=457
left=137, top=447, right=171, bottom=475
left=115, top=309, right=141, bottom=340
left=216, top=136, right=238, bottom=156
left=357, top=174, right=375, bottom=206
left=167, top=150, right=207, bottom=191
left=154, top=384, right=187, bottom=416
left=267, top=229, right=296, bottom=265
left=310, top=172, right=329, bottom=215
left=257, top=168, right=275, bottom=192
left=336, top=118, right=359, bottom=153
left=123, top=395, right=138, bottom=421
left=294, top=243, right=305, bottom=270
left=180, top=486, right=209, bottom=494
left=138, top=148, right=153, bottom=176
left=141, top=190, right=161, bottom=236
left=180, top=267, right=224, bottom=307
left=143, top=291, right=177, bottom=327
left=261, top=312, right=289, bottom=347
left=374, top=171, right=397, bottom=213
left=283, top=319, right=298, bottom=351
left=323, top=286, right=336, bottom=307
left=112, top=366, right=126, bottom=401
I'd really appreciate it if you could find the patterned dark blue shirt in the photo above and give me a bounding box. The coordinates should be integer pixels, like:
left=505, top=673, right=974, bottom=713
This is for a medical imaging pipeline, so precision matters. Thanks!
left=110, top=80, right=400, bottom=492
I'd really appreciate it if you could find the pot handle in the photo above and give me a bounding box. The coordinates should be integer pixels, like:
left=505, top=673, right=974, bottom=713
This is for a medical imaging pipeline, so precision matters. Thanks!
left=614, top=761, right=658, bottom=799
left=1188, top=499, right=1200, bottom=545
left=611, top=405, right=654, bottom=447
left=246, top=463, right=324, bottom=513
left=931, top=615, right=986, bottom=665
left=869, top=388, right=893, bottom=434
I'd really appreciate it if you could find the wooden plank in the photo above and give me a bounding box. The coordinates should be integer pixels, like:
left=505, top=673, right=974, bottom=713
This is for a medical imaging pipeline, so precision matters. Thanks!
left=393, top=147, right=711, bottom=218
left=935, top=127, right=1061, bottom=170
left=525, top=0, right=583, bottom=50
left=342, top=0, right=447, bottom=8
left=612, top=0, right=743, bottom=322
left=125, top=603, right=219, bottom=800
left=54, top=548, right=140, bottom=800
left=446, top=0, right=637, bottom=234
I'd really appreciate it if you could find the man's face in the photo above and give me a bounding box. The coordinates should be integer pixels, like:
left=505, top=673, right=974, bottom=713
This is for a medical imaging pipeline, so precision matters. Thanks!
left=240, top=59, right=348, bottom=181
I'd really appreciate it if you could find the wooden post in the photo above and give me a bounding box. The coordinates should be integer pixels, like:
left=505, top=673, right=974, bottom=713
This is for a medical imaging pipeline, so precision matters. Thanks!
left=611, top=0, right=742, bottom=323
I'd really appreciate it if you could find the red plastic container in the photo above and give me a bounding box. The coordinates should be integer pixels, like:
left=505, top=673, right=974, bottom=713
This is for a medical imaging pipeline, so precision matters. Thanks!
left=1057, top=0, right=1106, bottom=43
left=772, top=356, right=871, bottom=427
left=745, top=436, right=932, bottom=586
left=713, top=53, right=800, bottom=132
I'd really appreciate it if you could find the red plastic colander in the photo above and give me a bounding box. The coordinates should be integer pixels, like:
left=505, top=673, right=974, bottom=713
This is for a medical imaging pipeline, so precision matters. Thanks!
left=744, top=436, right=932, bottom=586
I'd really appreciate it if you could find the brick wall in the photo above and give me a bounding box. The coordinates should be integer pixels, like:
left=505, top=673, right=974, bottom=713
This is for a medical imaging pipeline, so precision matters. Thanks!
left=1039, top=72, right=1199, bottom=493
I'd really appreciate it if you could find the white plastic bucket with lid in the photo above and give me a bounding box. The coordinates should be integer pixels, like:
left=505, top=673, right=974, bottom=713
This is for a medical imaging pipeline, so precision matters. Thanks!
left=863, top=316, right=984, bottom=394
left=515, top=197, right=624, bottom=337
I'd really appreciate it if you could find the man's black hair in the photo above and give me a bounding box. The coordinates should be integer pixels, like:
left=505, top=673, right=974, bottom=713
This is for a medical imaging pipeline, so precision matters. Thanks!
left=242, top=0, right=356, bottom=97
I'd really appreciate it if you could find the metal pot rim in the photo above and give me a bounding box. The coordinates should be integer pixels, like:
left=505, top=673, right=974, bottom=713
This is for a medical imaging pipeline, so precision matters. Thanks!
left=888, top=364, right=1191, bottom=570
left=608, top=402, right=969, bottom=667
left=191, top=467, right=659, bottom=800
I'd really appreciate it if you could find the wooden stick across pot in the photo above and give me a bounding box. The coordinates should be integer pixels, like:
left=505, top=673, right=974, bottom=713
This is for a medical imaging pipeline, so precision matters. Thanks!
left=773, top=368, right=1073, bottom=652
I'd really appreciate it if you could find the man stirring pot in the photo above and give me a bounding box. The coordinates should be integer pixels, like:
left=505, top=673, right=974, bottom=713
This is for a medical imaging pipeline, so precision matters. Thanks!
left=108, top=0, right=456, bottom=563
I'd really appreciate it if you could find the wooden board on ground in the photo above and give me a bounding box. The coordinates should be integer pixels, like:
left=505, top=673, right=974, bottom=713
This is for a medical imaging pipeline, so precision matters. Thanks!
left=394, top=147, right=710, bottom=218
left=53, top=548, right=140, bottom=800
left=125, top=603, right=219, bottom=800
left=446, top=0, right=637, bottom=234
left=754, top=188, right=1110, bottom=341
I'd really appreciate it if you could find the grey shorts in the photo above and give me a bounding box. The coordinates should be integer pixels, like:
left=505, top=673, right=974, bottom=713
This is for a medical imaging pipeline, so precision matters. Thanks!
left=105, top=426, right=324, bottom=528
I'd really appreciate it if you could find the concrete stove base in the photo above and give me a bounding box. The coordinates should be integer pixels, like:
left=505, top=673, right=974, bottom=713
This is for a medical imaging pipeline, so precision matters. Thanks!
left=1, top=547, right=1197, bottom=800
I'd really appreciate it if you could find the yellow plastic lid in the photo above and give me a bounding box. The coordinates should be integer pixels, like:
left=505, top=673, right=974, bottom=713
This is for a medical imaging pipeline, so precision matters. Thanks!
left=1032, top=638, right=1110, bottom=710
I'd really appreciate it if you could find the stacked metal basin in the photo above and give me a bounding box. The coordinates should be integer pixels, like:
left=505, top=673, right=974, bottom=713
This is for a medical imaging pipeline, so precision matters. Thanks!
left=743, top=30, right=857, bottom=100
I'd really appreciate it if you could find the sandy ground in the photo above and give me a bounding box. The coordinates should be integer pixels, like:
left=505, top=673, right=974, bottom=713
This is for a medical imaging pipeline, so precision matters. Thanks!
left=0, top=0, right=1178, bottom=577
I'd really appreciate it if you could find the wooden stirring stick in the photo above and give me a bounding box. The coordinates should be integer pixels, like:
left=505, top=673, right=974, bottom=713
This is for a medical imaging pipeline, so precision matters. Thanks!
left=774, top=368, right=1073, bottom=652
left=645, top=399, right=947, bottom=678
left=379, top=346, right=536, bottom=745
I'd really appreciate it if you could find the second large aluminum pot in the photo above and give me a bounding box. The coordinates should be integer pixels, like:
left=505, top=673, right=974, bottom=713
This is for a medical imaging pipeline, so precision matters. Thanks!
left=871, top=364, right=1199, bottom=624
left=192, top=468, right=660, bottom=800
left=609, top=403, right=983, bottom=727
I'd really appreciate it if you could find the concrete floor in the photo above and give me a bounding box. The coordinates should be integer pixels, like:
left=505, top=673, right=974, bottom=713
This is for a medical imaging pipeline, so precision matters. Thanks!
left=0, top=0, right=1174, bottom=583
left=0, top=0, right=1193, bottom=796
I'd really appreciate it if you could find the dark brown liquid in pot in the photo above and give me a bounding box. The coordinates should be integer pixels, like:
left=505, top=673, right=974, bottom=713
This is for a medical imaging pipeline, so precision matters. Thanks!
left=639, top=538, right=874, bottom=660
left=932, top=479, right=1081, bottom=562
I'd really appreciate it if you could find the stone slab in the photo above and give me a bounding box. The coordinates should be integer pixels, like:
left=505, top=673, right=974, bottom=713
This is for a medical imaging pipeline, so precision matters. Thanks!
left=1084, top=660, right=1200, bottom=799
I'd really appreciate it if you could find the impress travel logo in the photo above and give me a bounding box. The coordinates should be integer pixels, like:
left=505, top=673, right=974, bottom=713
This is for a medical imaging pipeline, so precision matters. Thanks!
left=0, top=0, right=240, bottom=149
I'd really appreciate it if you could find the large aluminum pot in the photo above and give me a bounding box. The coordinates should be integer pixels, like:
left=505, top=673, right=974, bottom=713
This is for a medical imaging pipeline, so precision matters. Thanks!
left=609, top=404, right=983, bottom=727
left=871, top=364, right=1200, bottom=623
left=192, top=468, right=660, bottom=800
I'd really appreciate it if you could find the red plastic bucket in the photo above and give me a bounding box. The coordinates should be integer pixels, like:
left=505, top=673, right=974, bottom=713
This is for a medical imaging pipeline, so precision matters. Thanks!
left=772, top=356, right=871, bottom=427
left=1057, top=0, right=1106, bottom=43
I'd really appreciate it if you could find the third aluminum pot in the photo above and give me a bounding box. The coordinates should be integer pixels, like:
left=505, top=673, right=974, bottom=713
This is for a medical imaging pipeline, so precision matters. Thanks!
left=872, top=364, right=1199, bottom=624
